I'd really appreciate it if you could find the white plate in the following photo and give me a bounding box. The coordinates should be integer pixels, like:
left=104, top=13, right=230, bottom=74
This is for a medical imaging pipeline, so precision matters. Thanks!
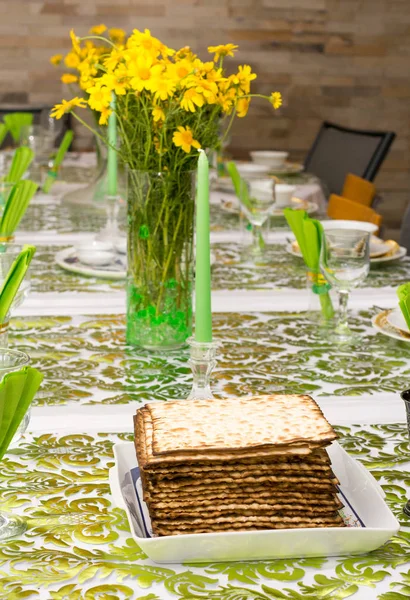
left=269, top=162, right=304, bottom=175
left=371, top=245, right=407, bottom=264
left=370, top=239, right=392, bottom=257
left=285, top=242, right=406, bottom=265
left=321, top=220, right=378, bottom=234
left=372, top=309, right=410, bottom=343
left=221, top=198, right=318, bottom=217
left=272, top=201, right=318, bottom=217
left=387, top=307, right=410, bottom=334
left=109, top=441, right=399, bottom=564
left=55, top=247, right=126, bottom=280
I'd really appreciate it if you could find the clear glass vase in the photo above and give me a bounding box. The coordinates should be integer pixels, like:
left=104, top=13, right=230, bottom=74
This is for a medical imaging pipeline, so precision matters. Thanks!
left=126, top=170, right=195, bottom=350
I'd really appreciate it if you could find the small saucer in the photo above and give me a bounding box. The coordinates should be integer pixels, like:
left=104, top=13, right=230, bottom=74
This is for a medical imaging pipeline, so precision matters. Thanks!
left=56, top=247, right=126, bottom=280
left=372, top=309, right=410, bottom=343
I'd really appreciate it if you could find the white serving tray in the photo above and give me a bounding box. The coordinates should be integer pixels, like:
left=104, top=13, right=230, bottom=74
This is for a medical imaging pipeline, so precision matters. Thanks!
left=109, top=441, right=399, bottom=564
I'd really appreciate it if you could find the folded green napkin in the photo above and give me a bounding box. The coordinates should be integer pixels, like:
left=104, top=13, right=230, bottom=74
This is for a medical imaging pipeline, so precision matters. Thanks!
left=0, top=124, right=8, bottom=148
left=226, top=161, right=265, bottom=249
left=0, top=245, right=35, bottom=323
left=4, top=147, right=35, bottom=184
left=397, top=284, right=410, bottom=329
left=0, top=366, right=43, bottom=459
left=43, top=130, right=73, bottom=193
left=0, top=180, right=38, bottom=237
left=284, top=208, right=334, bottom=319
left=3, top=112, right=33, bottom=143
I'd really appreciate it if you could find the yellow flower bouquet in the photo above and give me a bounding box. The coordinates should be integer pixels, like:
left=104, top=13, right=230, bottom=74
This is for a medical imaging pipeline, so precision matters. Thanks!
left=51, top=27, right=281, bottom=349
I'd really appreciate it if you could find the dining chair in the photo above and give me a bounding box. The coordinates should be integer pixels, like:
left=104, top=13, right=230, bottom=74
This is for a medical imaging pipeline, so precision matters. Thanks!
left=399, top=203, right=410, bottom=254
left=327, top=194, right=383, bottom=232
left=342, top=173, right=376, bottom=207
left=304, top=121, right=395, bottom=196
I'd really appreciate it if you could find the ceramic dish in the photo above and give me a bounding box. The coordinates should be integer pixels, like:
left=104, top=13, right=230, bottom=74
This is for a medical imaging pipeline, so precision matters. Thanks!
left=321, top=220, right=378, bottom=234
left=271, top=200, right=318, bottom=217
left=235, top=162, right=271, bottom=177
left=55, top=247, right=126, bottom=280
left=109, top=441, right=399, bottom=564
left=269, top=162, right=304, bottom=175
left=250, top=151, right=289, bottom=169
left=372, top=309, right=410, bottom=343
left=285, top=240, right=406, bottom=265
left=387, top=307, right=409, bottom=334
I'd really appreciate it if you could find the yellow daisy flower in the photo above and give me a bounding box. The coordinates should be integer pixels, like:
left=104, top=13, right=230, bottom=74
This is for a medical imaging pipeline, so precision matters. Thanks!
left=270, top=91, right=282, bottom=109
left=100, top=71, right=128, bottom=96
left=180, top=88, right=205, bottom=112
left=208, top=43, right=238, bottom=62
left=89, top=24, right=107, bottom=35
left=104, top=48, right=124, bottom=72
left=61, top=73, right=78, bottom=84
left=172, top=126, right=201, bottom=153
left=70, top=29, right=81, bottom=54
left=50, top=97, right=87, bottom=119
left=236, top=97, right=250, bottom=118
left=129, top=57, right=161, bottom=92
left=50, top=54, right=63, bottom=66
left=64, top=52, right=80, bottom=69
left=87, top=85, right=112, bottom=112
left=235, top=65, right=257, bottom=94
left=99, top=106, right=112, bottom=125
left=152, top=106, right=165, bottom=122
left=149, top=77, right=176, bottom=101
left=109, top=28, right=126, bottom=44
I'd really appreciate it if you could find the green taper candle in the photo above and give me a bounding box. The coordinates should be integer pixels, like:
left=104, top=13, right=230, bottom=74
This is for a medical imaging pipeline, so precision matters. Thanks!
left=107, top=92, right=117, bottom=196
left=195, top=150, right=212, bottom=342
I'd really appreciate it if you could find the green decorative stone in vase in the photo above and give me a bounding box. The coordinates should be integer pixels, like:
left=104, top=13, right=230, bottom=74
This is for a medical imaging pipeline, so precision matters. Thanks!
left=126, top=169, right=195, bottom=350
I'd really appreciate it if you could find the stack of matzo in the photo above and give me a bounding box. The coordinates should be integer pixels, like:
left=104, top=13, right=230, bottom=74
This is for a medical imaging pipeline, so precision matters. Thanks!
left=134, top=394, right=345, bottom=536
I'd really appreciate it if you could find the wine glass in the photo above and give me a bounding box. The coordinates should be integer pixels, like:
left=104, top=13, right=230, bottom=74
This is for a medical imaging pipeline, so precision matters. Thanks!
left=320, top=228, right=370, bottom=342
left=40, top=108, right=63, bottom=143
left=239, top=176, right=276, bottom=263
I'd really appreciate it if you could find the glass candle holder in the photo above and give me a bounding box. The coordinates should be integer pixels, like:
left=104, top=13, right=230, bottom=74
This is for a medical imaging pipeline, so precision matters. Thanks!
left=401, top=389, right=410, bottom=517
left=187, top=337, right=219, bottom=401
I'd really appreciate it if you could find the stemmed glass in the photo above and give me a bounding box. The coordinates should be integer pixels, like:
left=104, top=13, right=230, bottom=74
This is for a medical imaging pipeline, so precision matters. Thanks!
left=40, top=108, right=63, bottom=144
left=320, top=228, right=370, bottom=343
left=239, top=176, right=276, bottom=263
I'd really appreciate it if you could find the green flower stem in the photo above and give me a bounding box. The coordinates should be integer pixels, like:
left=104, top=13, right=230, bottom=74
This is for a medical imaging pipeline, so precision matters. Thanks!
left=319, top=292, right=334, bottom=320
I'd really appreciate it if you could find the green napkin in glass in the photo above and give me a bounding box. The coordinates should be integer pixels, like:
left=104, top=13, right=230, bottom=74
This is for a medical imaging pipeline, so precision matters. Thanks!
left=4, top=147, right=35, bottom=184
left=226, top=161, right=265, bottom=249
left=0, top=245, right=35, bottom=323
left=284, top=208, right=334, bottom=319
left=3, top=112, right=33, bottom=144
left=397, top=284, right=410, bottom=329
left=43, top=130, right=73, bottom=193
left=0, top=180, right=38, bottom=237
left=0, top=366, right=43, bottom=459
left=0, top=124, right=8, bottom=148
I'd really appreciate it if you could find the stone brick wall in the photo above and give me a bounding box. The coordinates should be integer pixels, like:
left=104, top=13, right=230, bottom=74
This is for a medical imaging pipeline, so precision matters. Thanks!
left=0, top=0, right=409, bottom=236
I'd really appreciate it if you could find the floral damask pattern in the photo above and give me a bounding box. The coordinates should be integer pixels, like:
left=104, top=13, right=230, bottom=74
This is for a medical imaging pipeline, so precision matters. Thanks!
left=23, top=243, right=410, bottom=296
left=8, top=310, right=410, bottom=408
left=0, top=425, right=409, bottom=599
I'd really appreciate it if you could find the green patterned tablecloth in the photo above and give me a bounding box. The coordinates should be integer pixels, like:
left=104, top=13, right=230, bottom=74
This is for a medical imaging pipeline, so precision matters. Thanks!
left=10, top=310, right=410, bottom=407
left=212, top=244, right=410, bottom=290
left=22, top=243, right=410, bottom=296
left=0, top=425, right=409, bottom=599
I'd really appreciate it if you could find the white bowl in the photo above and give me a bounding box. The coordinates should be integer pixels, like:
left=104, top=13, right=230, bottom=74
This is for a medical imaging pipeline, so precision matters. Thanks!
left=114, top=237, right=127, bottom=255
left=321, top=220, right=378, bottom=234
left=235, top=162, right=270, bottom=177
left=76, top=241, right=115, bottom=266
left=275, top=184, right=296, bottom=208
left=250, top=151, right=289, bottom=169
